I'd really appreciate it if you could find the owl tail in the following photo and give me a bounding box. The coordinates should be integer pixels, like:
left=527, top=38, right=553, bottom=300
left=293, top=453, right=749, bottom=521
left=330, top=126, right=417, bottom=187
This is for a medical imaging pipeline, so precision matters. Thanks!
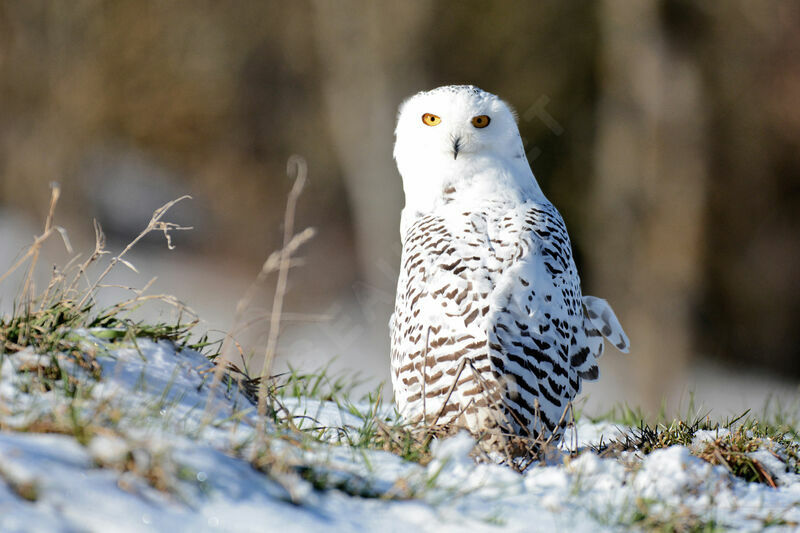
left=582, top=295, right=630, bottom=354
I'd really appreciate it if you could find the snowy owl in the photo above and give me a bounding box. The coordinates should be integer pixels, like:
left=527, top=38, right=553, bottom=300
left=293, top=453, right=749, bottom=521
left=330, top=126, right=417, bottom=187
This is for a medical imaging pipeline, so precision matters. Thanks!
left=389, top=85, right=629, bottom=453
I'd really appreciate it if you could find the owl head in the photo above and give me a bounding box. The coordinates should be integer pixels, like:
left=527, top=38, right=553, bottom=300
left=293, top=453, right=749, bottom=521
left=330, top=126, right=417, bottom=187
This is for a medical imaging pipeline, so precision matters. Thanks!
left=393, top=85, right=537, bottom=217
left=394, top=85, right=524, bottom=164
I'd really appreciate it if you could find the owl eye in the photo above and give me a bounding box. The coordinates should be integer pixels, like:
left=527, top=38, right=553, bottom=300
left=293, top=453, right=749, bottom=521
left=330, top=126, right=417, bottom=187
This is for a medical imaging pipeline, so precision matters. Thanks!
left=471, top=115, right=491, bottom=128
left=422, top=113, right=441, bottom=126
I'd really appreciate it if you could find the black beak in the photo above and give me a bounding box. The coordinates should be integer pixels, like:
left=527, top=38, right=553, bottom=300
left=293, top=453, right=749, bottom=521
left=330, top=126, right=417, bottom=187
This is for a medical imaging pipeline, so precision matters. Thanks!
left=452, top=137, right=461, bottom=160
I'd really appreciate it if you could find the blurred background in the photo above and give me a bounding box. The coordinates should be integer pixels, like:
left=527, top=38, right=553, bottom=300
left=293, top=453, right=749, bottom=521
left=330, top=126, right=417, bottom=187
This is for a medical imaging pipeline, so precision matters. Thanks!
left=1, top=0, right=798, bottom=417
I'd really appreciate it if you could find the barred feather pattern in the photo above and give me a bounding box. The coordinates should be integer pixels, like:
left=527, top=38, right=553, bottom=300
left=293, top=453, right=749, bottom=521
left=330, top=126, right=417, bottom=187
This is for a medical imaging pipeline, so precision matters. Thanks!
left=390, top=199, right=629, bottom=445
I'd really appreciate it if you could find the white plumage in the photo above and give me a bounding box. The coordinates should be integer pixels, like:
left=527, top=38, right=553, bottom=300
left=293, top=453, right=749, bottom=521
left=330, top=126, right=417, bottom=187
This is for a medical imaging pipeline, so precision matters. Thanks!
left=389, top=86, right=629, bottom=451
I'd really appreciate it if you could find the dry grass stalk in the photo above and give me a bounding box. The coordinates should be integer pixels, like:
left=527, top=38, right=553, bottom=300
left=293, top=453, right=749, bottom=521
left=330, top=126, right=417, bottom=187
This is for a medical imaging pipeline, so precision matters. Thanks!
left=1, top=188, right=198, bottom=352
left=0, top=184, right=72, bottom=317
left=197, top=157, right=314, bottom=453
left=207, top=224, right=315, bottom=390
left=64, top=220, right=109, bottom=299
left=421, top=326, right=431, bottom=424
left=75, top=195, right=193, bottom=310
left=255, top=155, right=313, bottom=445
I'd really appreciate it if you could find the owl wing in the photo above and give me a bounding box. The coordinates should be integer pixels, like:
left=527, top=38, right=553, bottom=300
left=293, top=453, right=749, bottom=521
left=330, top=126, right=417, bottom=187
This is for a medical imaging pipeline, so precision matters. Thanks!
left=485, top=202, right=619, bottom=437
left=582, top=295, right=630, bottom=353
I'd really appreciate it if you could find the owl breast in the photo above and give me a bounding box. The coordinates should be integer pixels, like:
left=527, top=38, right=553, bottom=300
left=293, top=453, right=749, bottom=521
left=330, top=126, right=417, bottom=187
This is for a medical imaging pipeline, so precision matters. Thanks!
left=390, top=199, right=597, bottom=450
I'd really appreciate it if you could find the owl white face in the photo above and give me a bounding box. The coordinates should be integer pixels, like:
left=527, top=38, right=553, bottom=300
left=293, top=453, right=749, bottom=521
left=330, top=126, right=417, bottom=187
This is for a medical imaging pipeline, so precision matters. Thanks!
left=393, top=86, right=533, bottom=216
left=394, top=85, right=522, bottom=176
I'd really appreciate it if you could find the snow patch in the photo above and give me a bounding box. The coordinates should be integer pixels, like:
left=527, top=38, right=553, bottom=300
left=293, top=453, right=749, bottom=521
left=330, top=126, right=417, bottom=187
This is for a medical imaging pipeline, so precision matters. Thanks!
left=1, top=335, right=799, bottom=531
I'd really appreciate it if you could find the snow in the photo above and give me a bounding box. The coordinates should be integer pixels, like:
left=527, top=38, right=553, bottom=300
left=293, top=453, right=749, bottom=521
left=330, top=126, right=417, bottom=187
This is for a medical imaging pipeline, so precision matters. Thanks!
left=1, top=334, right=799, bottom=532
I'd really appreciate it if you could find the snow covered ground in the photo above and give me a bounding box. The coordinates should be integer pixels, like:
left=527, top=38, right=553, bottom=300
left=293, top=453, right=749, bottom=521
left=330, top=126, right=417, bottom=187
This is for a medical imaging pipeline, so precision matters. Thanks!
left=1, top=334, right=799, bottom=532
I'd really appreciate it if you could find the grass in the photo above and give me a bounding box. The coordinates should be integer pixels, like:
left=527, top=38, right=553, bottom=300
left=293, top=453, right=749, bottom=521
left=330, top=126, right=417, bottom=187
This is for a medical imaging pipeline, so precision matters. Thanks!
left=0, top=185, right=201, bottom=361
left=275, top=360, right=365, bottom=402
left=591, top=408, right=799, bottom=487
left=628, top=498, right=722, bottom=533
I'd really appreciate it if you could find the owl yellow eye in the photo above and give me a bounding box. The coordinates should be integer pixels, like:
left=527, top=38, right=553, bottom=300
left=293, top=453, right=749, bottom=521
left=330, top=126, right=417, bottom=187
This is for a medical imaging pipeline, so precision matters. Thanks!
left=471, top=115, right=491, bottom=128
left=422, top=113, right=441, bottom=126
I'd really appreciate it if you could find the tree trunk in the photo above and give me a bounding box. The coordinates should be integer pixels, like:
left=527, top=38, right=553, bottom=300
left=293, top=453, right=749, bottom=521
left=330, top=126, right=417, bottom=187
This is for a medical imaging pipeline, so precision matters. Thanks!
left=590, top=0, right=708, bottom=412
left=310, top=1, right=431, bottom=373
left=312, top=0, right=431, bottom=295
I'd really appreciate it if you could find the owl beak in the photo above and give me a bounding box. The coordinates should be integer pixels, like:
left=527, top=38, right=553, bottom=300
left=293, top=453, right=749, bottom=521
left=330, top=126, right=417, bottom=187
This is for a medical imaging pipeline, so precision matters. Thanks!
left=452, top=137, right=461, bottom=160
